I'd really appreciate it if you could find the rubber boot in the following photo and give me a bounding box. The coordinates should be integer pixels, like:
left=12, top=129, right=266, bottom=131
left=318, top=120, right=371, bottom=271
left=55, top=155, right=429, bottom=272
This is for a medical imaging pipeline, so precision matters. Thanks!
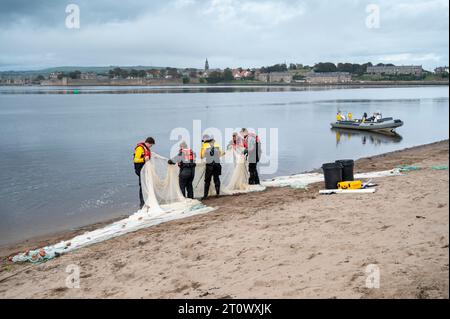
left=215, top=185, right=220, bottom=198
left=202, top=187, right=209, bottom=200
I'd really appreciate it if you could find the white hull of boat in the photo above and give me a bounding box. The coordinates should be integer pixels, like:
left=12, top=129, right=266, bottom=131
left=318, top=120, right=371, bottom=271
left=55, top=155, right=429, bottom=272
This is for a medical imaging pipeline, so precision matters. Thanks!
left=330, top=118, right=403, bottom=132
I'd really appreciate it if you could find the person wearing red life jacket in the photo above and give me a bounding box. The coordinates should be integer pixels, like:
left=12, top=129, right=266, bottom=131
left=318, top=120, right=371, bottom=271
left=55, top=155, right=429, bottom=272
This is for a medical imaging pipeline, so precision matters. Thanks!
left=227, top=132, right=245, bottom=151
left=168, top=141, right=196, bottom=199
left=133, top=137, right=155, bottom=208
left=241, top=128, right=261, bottom=185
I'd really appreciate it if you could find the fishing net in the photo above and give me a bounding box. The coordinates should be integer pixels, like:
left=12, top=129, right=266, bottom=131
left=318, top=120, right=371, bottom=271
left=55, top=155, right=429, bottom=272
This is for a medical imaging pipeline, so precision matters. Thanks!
left=12, top=148, right=264, bottom=263
left=140, top=148, right=263, bottom=214
left=11, top=143, right=405, bottom=264
left=261, top=168, right=403, bottom=189
left=396, top=165, right=421, bottom=172
left=431, top=165, right=448, bottom=171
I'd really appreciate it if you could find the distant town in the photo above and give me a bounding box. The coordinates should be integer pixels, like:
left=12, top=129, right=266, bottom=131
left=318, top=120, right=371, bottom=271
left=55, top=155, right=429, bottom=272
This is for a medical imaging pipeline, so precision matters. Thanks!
left=0, top=60, right=448, bottom=86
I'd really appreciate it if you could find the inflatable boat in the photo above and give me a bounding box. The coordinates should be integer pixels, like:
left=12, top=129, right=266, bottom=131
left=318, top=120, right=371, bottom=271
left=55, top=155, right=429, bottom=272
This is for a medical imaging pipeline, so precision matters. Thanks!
left=330, top=117, right=403, bottom=133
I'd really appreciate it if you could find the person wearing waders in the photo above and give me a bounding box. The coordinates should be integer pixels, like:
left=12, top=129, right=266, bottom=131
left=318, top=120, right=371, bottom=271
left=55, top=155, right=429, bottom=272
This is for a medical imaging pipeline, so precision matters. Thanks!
left=133, top=137, right=155, bottom=209
left=168, top=141, right=196, bottom=199
left=241, top=128, right=261, bottom=185
left=200, top=135, right=223, bottom=200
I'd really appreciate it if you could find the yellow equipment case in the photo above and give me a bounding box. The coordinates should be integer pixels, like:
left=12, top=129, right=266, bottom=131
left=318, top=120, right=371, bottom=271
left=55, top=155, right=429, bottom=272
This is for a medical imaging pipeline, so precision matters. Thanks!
left=337, top=180, right=362, bottom=190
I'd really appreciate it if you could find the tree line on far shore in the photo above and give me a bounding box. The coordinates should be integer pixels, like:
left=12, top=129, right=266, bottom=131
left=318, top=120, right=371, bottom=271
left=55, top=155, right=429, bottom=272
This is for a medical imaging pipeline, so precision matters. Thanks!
left=256, top=62, right=401, bottom=75
left=314, top=62, right=374, bottom=75
left=25, top=61, right=448, bottom=83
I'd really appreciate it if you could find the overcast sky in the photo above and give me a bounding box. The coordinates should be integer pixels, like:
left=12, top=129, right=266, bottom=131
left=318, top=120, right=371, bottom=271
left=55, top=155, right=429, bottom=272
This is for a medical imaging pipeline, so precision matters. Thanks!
left=0, top=0, right=448, bottom=71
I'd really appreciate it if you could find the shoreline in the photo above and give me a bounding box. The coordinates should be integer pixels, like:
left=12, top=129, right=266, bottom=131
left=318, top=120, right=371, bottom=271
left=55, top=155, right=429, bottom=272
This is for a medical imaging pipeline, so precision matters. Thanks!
left=0, top=81, right=448, bottom=89
left=0, top=139, right=448, bottom=298
left=1, top=139, right=448, bottom=257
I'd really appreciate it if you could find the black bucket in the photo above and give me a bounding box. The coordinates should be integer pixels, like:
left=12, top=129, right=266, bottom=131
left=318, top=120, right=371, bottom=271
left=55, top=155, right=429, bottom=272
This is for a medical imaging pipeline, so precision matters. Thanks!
left=336, top=159, right=354, bottom=181
left=322, top=162, right=343, bottom=190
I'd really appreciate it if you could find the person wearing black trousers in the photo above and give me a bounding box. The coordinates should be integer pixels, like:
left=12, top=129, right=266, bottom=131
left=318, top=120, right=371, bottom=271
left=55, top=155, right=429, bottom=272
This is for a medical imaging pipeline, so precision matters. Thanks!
left=241, top=128, right=261, bottom=185
left=168, top=141, right=196, bottom=199
left=133, top=137, right=155, bottom=209
left=201, top=135, right=223, bottom=199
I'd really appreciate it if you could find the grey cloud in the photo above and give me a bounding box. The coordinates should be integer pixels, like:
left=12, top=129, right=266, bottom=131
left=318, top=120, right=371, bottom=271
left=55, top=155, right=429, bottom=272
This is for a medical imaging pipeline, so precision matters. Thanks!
left=0, top=0, right=448, bottom=71
left=0, top=0, right=160, bottom=26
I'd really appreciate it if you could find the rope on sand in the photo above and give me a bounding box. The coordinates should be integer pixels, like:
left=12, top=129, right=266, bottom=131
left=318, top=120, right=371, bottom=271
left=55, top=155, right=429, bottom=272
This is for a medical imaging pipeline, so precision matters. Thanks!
left=0, top=265, right=34, bottom=283
left=431, top=165, right=448, bottom=170
left=396, top=165, right=421, bottom=172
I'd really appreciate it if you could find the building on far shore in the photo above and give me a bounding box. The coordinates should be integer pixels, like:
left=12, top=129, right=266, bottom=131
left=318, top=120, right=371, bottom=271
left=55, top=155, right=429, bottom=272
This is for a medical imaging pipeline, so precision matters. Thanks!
left=41, top=77, right=68, bottom=86
left=305, top=72, right=352, bottom=84
left=366, top=65, right=423, bottom=76
left=435, top=66, right=449, bottom=74
left=232, top=69, right=253, bottom=80
left=49, top=72, right=63, bottom=80
left=80, top=72, right=98, bottom=80
left=256, top=72, right=292, bottom=83
left=2, top=77, right=27, bottom=85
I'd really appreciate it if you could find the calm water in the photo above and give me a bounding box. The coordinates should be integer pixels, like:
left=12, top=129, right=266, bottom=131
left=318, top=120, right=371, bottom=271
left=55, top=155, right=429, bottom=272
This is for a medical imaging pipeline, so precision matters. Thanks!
left=0, top=85, right=448, bottom=245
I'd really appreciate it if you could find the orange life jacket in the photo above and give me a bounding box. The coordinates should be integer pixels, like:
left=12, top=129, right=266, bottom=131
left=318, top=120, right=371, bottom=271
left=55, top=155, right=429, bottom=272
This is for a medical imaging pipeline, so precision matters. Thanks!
left=243, top=133, right=260, bottom=149
left=178, top=148, right=195, bottom=169
left=232, top=136, right=245, bottom=149
left=180, top=148, right=194, bottom=163
left=135, top=143, right=151, bottom=160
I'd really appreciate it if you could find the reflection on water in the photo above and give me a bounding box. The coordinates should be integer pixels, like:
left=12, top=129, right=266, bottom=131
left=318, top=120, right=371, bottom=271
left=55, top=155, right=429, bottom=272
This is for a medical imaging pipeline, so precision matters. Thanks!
left=333, top=128, right=403, bottom=146
left=0, top=85, right=332, bottom=95
left=0, top=85, right=435, bottom=95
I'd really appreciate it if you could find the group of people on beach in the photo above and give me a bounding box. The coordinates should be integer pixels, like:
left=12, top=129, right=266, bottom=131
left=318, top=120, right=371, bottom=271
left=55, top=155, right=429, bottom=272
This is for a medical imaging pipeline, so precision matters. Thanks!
left=133, top=128, right=261, bottom=208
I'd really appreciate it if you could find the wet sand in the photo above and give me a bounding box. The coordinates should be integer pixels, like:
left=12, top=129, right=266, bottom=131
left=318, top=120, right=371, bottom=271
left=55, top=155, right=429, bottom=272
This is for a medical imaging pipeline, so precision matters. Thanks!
left=0, top=140, right=448, bottom=299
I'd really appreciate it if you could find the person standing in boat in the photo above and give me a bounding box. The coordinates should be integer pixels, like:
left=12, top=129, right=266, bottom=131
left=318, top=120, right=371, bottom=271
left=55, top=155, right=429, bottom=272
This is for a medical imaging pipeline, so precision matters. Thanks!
left=133, top=137, right=155, bottom=209
left=337, top=110, right=346, bottom=121
left=375, top=112, right=382, bottom=122
left=362, top=112, right=368, bottom=122
left=347, top=112, right=353, bottom=121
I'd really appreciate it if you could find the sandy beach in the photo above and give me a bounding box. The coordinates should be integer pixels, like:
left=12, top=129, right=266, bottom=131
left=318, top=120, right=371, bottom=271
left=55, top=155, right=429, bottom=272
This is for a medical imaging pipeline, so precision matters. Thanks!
left=0, top=140, right=448, bottom=299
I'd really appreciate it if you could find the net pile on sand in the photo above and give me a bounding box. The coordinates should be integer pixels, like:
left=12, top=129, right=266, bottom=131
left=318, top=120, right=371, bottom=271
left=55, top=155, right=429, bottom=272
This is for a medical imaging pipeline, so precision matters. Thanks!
left=12, top=149, right=264, bottom=263
left=144, top=150, right=266, bottom=210
left=261, top=168, right=403, bottom=189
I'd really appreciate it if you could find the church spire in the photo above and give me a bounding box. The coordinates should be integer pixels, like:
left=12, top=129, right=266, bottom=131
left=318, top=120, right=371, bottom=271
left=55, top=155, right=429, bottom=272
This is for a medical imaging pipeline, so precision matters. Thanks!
left=205, top=58, right=209, bottom=71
